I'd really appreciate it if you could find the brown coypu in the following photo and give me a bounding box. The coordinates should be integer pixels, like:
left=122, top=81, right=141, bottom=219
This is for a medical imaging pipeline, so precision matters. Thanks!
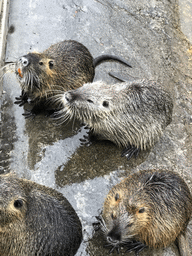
left=54, top=79, right=173, bottom=160
left=0, top=173, right=82, bottom=256
left=95, top=169, right=192, bottom=256
left=6, top=40, right=131, bottom=117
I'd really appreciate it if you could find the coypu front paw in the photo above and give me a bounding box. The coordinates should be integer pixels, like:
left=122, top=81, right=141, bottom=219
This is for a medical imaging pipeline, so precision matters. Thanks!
left=22, top=109, right=36, bottom=119
left=124, top=241, right=147, bottom=255
left=14, top=90, right=28, bottom=106
left=121, top=145, right=140, bottom=160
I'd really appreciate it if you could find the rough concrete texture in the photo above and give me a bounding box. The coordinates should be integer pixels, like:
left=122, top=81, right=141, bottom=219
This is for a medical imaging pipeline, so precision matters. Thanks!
left=0, top=0, right=192, bottom=255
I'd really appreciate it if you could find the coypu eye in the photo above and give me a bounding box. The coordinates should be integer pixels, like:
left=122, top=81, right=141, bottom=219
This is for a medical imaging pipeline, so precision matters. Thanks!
left=14, top=199, right=23, bottom=208
left=49, top=61, right=54, bottom=69
left=138, top=208, right=145, bottom=213
left=87, top=99, right=93, bottom=103
left=102, top=101, right=109, bottom=107
left=115, top=193, right=119, bottom=201
left=39, top=61, right=43, bottom=65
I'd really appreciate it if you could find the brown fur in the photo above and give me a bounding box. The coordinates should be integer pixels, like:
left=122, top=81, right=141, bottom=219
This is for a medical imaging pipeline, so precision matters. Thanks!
left=0, top=173, right=82, bottom=256
left=100, top=169, right=192, bottom=254
left=12, top=40, right=131, bottom=106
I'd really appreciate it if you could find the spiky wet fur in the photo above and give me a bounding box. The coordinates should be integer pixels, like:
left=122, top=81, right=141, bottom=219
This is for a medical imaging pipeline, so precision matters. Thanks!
left=8, top=40, right=94, bottom=102
left=0, top=173, right=82, bottom=256
left=101, top=169, right=192, bottom=250
left=57, top=79, right=173, bottom=150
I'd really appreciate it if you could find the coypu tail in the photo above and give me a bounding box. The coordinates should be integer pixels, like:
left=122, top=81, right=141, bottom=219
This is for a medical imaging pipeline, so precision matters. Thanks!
left=93, top=55, right=132, bottom=68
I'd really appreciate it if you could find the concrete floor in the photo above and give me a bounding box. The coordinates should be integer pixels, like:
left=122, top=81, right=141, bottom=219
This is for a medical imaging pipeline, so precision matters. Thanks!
left=0, top=0, right=192, bottom=255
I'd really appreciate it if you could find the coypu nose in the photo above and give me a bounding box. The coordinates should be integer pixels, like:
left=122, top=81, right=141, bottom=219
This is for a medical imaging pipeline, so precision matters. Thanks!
left=65, top=92, right=76, bottom=103
left=107, top=236, right=120, bottom=245
left=107, top=227, right=121, bottom=244
left=19, top=57, right=29, bottom=67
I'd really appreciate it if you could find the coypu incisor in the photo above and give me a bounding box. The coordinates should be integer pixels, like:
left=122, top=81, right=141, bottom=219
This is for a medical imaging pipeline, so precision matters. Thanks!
left=5, top=40, right=131, bottom=117
left=55, top=79, right=173, bottom=160
left=95, top=169, right=192, bottom=256
left=0, top=173, right=82, bottom=256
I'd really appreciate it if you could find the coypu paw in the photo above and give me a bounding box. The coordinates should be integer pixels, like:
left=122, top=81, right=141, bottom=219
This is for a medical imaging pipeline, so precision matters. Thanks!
left=22, top=109, right=36, bottom=119
left=92, top=215, right=104, bottom=231
left=103, top=243, right=120, bottom=254
left=92, top=221, right=101, bottom=232
left=124, top=241, right=147, bottom=255
left=14, top=90, right=28, bottom=106
left=121, top=145, right=140, bottom=160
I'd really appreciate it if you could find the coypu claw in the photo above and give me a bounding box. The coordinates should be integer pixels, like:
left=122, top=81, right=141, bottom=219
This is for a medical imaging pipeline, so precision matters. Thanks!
left=14, top=90, right=28, bottom=106
left=121, top=145, right=140, bottom=160
left=104, top=243, right=120, bottom=254
left=22, top=109, right=36, bottom=119
left=92, top=221, right=101, bottom=231
left=124, top=241, right=147, bottom=255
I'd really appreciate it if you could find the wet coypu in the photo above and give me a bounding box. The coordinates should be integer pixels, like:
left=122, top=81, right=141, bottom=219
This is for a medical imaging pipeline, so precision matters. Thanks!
left=94, top=169, right=192, bottom=256
left=0, top=173, right=82, bottom=256
left=5, top=40, right=131, bottom=117
left=55, top=79, right=173, bottom=160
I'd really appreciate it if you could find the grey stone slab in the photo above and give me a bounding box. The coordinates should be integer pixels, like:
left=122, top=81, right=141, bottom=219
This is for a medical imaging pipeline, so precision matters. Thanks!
left=1, top=0, right=192, bottom=255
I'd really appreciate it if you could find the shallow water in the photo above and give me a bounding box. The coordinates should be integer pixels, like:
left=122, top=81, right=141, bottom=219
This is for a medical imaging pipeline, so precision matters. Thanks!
left=0, top=0, right=192, bottom=255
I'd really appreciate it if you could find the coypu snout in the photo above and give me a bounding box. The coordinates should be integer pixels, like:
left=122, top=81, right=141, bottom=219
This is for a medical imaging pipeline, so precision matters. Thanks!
left=18, top=56, right=29, bottom=67
left=107, top=226, right=121, bottom=244
left=65, top=91, right=74, bottom=103
left=100, top=169, right=192, bottom=255
left=64, top=91, right=79, bottom=104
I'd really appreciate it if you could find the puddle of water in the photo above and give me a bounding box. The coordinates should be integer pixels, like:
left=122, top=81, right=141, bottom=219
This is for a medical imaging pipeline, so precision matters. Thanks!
left=1, top=0, right=192, bottom=255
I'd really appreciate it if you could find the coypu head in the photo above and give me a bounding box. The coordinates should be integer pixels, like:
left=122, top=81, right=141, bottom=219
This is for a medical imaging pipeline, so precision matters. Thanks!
left=0, top=174, right=27, bottom=230
left=15, top=52, right=56, bottom=96
left=99, top=170, right=192, bottom=252
left=55, top=80, right=173, bottom=149
left=100, top=187, right=152, bottom=250
left=0, top=173, right=83, bottom=255
left=57, top=81, right=129, bottom=129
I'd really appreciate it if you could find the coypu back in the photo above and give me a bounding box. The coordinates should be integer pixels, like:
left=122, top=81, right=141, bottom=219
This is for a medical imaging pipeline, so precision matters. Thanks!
left=0, top=174, right=82, bottom=256
left=58, top=79, right=173, bottom=159
left=13, top=40, right=132, bottom=117
left=100, top=169, right=192, bottom=254
left=43, top=40, right=95, bottom=90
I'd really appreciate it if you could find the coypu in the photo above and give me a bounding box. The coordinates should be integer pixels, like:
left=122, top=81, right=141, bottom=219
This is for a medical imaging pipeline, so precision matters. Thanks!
left=95, top=169, right=192, bottom=255
left=0, top=173, right=82, bottom=256
left=55, top=79, right=173, bottom=160
left=5, top=40, right=131, bottom=117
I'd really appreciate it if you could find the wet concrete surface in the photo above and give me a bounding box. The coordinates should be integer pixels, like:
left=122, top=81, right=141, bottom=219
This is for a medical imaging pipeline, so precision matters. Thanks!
left=0, top=0, right=192, bottom=255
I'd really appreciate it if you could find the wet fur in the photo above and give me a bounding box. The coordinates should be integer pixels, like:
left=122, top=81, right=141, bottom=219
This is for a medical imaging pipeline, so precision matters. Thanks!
left=0, top=174, right=82, bottom=256
left=2, top=40, right=131, bottom=107
left=57, top=79, right=173, bottom=151
left=100, top=169, right=192, bottom=253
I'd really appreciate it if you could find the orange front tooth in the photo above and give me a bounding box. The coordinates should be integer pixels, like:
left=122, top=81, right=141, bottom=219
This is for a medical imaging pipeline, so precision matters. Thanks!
left=18, top=68, right=23, bottom=78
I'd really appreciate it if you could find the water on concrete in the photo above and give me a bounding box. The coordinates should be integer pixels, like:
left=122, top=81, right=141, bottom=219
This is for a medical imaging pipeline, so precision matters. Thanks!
left=0, top=0, right=192, bottom=255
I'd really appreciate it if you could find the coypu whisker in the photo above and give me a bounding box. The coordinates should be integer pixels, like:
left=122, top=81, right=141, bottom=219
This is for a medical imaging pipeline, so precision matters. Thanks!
left=0, top=63, right=16, bottom=81
left=0, top=174, right=82, bottom=255
left=10, top=40, right=132, bottom=118
left=57, top=80, right=173, bottom=159
left=100, top=169, right=192, bottom=254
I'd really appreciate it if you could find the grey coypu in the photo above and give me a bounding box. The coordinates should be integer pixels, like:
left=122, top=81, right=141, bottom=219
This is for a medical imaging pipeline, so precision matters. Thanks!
left=54, top=79, right=173, bottom=160
left=94, top=169, right=192, bottom=256
left=4, top=40, right=131, bottom=117
left=0, top=173, right=82, bottom=256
